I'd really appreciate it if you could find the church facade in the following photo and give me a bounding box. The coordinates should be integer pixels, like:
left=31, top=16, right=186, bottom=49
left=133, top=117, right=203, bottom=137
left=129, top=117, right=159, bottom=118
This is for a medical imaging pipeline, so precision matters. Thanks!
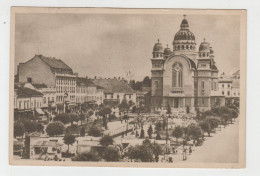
left=150, top=16, right=225, bottom=112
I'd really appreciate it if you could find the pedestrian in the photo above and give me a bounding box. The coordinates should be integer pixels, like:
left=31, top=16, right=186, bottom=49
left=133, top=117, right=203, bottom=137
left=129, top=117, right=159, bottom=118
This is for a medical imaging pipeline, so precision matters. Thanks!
left=189, top=146, right=192, bottom=155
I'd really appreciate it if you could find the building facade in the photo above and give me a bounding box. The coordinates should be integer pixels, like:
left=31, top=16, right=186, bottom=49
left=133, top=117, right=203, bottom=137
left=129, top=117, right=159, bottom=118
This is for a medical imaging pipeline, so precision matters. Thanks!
left=17, top=55, right=77, bottom=113
left=150, top=16, right=225, bottom=112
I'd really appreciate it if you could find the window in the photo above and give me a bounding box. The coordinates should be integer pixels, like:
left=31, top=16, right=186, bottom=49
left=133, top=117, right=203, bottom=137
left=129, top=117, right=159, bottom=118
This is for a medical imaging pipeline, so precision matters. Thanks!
left=43, top=97, right=46, bottom=104
left=111, top=94, right=114, bottom=99
left=227, top=91, right=230, bottom=96
left=172, top=62, right=183, bottom=87
left=203, top=53, right=205, bottom=57
left=117, top=95, right=119, bottom=99
left=52, top=97, right=54, bottom=102
left=228, top=84, right=230, bottom=88
left=182, top=45, right=184, bottom=49
left=202, top=98, right=205, bottom=105
left=178, top=45, right=180, bottom=50
left=129, top=95, right=132, bottom=99
left=105, top=94, right=107, bottom=99
left=202, top=80, right=205, bottom=90
left=27, top=77, right=32, bottom=83
left=222, top=84, right=224, bottom=88
left=222, top=91, right=224, bottom=95
left=48, top=97, right=50, bottom=103
left=186, top=45, right=189, bottom=49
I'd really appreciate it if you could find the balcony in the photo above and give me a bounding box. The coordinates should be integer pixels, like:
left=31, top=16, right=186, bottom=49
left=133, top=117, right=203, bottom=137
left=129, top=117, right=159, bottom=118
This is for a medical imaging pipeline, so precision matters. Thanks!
left=169, top=87, right=184, bottom=97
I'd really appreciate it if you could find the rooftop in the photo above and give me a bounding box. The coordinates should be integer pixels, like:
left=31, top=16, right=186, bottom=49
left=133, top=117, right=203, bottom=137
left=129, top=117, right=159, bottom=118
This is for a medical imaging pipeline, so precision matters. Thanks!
left=16, top=87, right=43, bottom=98
left=91, top=78, right=134, bottom=94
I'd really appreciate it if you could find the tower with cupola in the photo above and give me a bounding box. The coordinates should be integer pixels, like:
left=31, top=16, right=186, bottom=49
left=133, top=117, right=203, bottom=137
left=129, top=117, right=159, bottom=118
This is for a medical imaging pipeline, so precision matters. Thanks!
left=150, top=39, right=165, bottom=108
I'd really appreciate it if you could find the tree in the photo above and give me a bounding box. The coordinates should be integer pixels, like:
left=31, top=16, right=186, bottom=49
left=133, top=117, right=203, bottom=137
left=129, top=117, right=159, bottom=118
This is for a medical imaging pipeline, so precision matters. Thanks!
left=162, top=119, right=166, bottom=130
left=79, top=114, right=85, bottom=124
left=23, top=120, right=37, bottom=134
left=46, top=121, right=65, bottom=137
left=127, top=139, right=162, bottom=162
left=99, top=135, right=113, bottom=147
left=118, top=97, right=129, bottom=113
left=54, top=113, right=71, bottom=124
left=142, top=76, right=151, bottom=87
left=70, top=114, right=79, bottom=125
left=172, top=126, right=183, bottom=142
left=88, top=125, right=102, bottom=137
left=140, top=128, right=145, bottom=138
left=80, top=127, right=85, bottom=137
left=147, top=125, right=153, bottom=139
left=14, top=121, right=25, bottom=138
left=199, top=120, right=211, bottom=137
left=187, top=124, right=202, bottom=142
left=207, top=116, right=220, bottom=130
left=103, top=147, right=121, bottom=162
left=63, top=134, right=76, bottom=153
left=73, top=151, right=101, bottom=161
left=155, top=121, right=162, bottom=132
left=36, top=123, right=44, bottom=133
left=155, top=132, right=161, bottom=140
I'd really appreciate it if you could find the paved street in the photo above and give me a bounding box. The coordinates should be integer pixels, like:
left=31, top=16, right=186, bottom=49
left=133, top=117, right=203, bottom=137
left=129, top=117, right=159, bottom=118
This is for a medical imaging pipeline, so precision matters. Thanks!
left=186, top=118, right=239, bottom=163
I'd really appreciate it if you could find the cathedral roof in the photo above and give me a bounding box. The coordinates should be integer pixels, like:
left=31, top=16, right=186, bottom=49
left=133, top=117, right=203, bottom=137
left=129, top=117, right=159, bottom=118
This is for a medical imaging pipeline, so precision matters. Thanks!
left=187, top=58, right=196, bottom=70
left=164, top=45, right=172, bottom=55
left=153, top=40, right=164, bottom=53
left=199, top=40, right=210, bottom=52
left=173, top=16, right=196, bottom=42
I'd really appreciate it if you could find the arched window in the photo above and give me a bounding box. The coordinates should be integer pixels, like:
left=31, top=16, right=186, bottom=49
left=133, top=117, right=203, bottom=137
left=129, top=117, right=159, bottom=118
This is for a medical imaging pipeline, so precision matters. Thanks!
left=178, top=45, right=180, bottom=50
left=186, top=45, right=189, bottom=49
left=182, top=45, right=184, bottom=49
left=172, top=62, right=183, bottom=87
left=203, top=53, right=205, bottom=57
left=190, top=45, right=193, bottom=49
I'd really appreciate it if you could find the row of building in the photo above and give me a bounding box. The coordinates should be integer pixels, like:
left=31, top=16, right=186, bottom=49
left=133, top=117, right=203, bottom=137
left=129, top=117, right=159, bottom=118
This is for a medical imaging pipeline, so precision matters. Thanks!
left=14, top=54, right=137, bottom=120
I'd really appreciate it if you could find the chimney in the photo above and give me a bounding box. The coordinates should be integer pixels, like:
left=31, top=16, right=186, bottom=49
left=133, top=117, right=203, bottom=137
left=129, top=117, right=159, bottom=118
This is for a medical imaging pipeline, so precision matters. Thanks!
left=86, top=76, right=88, bottom=79
left=118, top=77, right=120, bottom=80
left=27, top=77, right=32, bottom=83
left=94, top=76, right=97, bottom=79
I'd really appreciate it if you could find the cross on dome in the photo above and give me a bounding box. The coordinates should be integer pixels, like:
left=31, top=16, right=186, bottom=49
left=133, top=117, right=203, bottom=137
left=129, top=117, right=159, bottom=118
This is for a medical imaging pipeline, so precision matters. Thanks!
left=157, top=39, right=160, bottom=43
left=183, top=14, right=187, bottom=19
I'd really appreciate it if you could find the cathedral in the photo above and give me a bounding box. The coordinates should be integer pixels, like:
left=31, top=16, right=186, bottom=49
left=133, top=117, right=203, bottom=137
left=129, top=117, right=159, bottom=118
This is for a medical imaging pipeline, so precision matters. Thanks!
left=150, top=15, right=225, bottom=112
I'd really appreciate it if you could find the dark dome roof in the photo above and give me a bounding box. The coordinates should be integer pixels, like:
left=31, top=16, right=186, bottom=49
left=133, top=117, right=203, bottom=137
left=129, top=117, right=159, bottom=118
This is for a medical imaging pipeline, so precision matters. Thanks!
left=174, top=30, right=195, bottom=41
left=173, top=17, right=196, bottom=42
left=164, top=46, right=172, bottom=55
left=153, top=41, right=163, bottom=53
left=180, top=19, right=189, bottom=29
left=199, top=41, right=210, bottom=52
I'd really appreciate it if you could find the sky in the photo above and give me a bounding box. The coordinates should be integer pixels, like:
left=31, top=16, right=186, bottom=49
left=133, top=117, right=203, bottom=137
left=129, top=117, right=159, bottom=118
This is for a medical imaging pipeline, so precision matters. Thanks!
left=15, top=13, right=240, bottom=81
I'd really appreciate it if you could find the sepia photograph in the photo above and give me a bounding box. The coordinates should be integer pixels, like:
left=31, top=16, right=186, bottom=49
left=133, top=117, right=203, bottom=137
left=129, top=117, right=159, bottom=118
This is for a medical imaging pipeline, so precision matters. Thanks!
left=9, top=7, right=246, bottom=168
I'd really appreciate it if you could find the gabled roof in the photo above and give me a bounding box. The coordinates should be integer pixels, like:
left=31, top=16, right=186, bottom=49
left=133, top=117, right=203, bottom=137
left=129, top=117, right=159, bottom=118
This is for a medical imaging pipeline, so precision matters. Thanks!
left=76, top=77, right=96, bottom=87
left=16, top=87, right=43, bottom=98
left=91, top=78, right=134, bottom=94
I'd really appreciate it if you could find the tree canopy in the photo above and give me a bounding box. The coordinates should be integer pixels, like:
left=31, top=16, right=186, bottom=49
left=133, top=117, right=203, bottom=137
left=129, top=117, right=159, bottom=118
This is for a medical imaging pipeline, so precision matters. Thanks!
left=46, top=121, right=65, bottom=137
left=99, top=135, right=114, bottom=147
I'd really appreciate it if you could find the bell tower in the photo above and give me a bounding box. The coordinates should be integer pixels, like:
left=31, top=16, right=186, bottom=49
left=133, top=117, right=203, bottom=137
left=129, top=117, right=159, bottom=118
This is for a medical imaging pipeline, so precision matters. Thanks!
left=151, top=39, right=165, bottom=108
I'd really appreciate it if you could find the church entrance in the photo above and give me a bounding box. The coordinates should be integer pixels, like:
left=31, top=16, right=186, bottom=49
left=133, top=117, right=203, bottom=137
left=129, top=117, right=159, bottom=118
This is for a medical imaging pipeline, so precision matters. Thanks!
left=174, top=98, right=179, bottom=108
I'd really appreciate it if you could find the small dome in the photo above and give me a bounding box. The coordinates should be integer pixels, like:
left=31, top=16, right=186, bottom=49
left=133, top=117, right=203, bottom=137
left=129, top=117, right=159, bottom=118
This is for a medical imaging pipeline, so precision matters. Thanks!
left=199, top=40, right=210, bottom=52
left=164, top=45, right=172, bottom=55
left=153, top=40, right=163, bottom=53
left=180, top=19, right=189, bottom=29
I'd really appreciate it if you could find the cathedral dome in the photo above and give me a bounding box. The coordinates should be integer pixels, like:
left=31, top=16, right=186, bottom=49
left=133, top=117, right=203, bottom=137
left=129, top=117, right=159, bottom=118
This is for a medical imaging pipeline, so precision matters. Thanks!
left=199, top=40, right=210, bottom=52
left=153, top=39, right=164, bottom=53
left=174, top=30, right=195, bottom=41
left=173, top=15, right=196, bottom=43
left=164, top=45, right=172, bottom=55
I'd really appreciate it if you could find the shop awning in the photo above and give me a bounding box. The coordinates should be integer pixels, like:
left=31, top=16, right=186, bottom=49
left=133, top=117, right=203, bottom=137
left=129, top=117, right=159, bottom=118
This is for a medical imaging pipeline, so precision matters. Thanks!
left=36, top=108, right=44, bottom=115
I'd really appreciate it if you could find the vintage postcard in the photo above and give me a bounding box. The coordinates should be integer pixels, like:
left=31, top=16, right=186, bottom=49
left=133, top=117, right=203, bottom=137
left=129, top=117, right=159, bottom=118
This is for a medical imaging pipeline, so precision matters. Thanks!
left=9, top=7, right=246, bottom=168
